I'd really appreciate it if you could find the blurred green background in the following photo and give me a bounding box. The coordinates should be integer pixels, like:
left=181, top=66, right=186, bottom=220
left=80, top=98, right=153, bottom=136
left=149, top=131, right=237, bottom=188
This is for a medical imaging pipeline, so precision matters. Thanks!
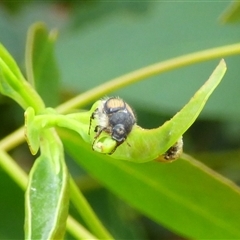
left=0, top=1, right=240, bottom=239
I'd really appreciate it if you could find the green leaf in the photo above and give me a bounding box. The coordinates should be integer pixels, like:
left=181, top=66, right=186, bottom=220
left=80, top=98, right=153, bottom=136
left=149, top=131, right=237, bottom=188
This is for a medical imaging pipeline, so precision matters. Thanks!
left=0, top=169, right=24, bottom=239
left=220, top=2, right=240, bottom=23
left=25, top=22, right=60, bottom=107
left=69, top=178, right=114, bottom=239
left=0, top=43, right=45, bottom=112
left=52, top=2, right=240, bottom=121
left=0, top=44, right=25, bottom=81
left=61, top=130, right=240, bottom=239
left=25, top=60, right=226, bottom=163
left=92, top=60, right=226, bottom=162
left=24, top=106, right=92, bottom=155
left=25, top=129, right=69, bottom=239
left=24, top=107, right=41, bottom=155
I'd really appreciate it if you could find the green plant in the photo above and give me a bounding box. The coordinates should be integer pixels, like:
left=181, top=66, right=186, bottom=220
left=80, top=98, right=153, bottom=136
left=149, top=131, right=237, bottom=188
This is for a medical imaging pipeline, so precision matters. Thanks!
left=1, top=22, right=240, bottom=239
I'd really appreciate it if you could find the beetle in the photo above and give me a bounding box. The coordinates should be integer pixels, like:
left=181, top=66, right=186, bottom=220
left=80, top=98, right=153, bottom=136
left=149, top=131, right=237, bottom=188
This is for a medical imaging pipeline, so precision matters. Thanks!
left=89, top=97, right=136, bottom=153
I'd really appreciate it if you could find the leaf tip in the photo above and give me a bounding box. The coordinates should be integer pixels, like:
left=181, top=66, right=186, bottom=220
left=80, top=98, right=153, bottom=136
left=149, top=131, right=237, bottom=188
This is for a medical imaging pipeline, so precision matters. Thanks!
left=220, top=58, right=227, bottom=70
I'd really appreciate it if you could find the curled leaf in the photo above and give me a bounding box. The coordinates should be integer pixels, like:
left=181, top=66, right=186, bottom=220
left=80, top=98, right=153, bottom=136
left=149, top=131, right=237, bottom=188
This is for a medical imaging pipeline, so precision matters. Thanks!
left=24, top=106, right=93, bottom=155
left=92, top=60, right=226, bottom=162
left=24, top=107, right=41, bottom=155
left=24, top=60, right=226, bottom=163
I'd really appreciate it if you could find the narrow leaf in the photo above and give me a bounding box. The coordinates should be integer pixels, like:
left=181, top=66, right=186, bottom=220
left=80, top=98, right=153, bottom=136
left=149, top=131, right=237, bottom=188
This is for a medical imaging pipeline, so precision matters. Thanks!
left=220, top=2, right=240, bottom=23
left=0, top=43, right=45, bottom=112
left=62, top=130, right=240, bottom=239
left=25, top=22, right=60, bottom=106
left=93, top=60, right=226, bottom=162
left=25, top=129, right=69, bottom=239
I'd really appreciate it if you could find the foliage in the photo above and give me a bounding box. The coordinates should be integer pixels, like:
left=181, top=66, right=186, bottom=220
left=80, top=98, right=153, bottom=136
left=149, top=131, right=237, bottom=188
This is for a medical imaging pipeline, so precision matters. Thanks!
left=0, top=2, right=240, bottom=239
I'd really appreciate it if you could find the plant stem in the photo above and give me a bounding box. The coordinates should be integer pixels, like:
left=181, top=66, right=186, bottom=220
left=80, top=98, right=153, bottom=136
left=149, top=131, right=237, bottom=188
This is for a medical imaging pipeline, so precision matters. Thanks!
left=1, top=42, right=240, bottom=239
left=0, top=127, right=25, bottom=152
left=66, top=216, right=98, bottom=240
left=0, top=148, right=102, bottom=238
left=1, top=42, right=240, bottom=152
left=0, top=149, right=27, bottom=190
left=70, top=177, right=114, bottom=239
left=56, top=42, right=240, bottom=113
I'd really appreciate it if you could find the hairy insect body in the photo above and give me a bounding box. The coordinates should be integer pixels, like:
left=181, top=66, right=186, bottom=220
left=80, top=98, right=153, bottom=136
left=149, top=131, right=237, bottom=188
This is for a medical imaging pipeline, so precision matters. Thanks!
left=163, top=137, right=183, bottom=161
left=89, top=97, right=183, bottom=160
left=89, top=97, right=136, bottom=153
